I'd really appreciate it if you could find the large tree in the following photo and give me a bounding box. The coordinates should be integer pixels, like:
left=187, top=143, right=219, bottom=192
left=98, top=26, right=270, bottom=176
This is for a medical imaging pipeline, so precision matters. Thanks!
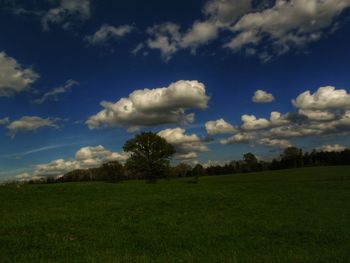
left=123, top=132, right=175, bottom=182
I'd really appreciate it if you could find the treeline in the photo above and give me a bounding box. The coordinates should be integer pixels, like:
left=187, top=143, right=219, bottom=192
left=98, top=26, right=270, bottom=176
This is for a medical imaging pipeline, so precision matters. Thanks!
left=39, top=146, right=350, bottom=184
left=206, top=147, right=350, bottom=176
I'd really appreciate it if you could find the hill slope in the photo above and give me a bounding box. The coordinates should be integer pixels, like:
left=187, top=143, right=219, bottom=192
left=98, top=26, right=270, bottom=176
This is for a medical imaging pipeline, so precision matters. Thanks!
left=1, top=166, right=350, bottom=262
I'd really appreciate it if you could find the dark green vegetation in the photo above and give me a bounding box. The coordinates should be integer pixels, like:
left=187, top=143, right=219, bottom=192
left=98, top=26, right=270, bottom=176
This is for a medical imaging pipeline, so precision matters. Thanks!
left=44, top=146, right=350, bottom=184
left=1, top=166, right=350, bottom=263
left=123, top=132, right=175, bottom=182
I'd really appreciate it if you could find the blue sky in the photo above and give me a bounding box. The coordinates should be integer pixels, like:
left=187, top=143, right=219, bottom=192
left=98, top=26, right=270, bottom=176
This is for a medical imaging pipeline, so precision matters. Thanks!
left=1, top=0, right=350, bottom=181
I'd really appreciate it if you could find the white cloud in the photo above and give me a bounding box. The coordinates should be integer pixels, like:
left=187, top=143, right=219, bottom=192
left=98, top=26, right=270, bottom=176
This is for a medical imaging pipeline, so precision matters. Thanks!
left=269, top=124, right=325, bottom=138
left=143, top=0, right=350, bottom=61
left=86, top=24, right=135, bottom=45
left=205, top=118, right=236, bottom=135
left=252, top=89, right=275, bottom=103
left=270, top=111, right=290, bottom=126
left=87, top=80, right=209, bottom=131
left=215, top=86, right=350, bottom=149
left=319, top=144, right=346, bottom=152
left=34, top=79, right=79, bottom=104
left=17, top=145, right=128, bottom=179
left=132, top=43, right=145, bottom=55
left=220, top=132, right=254, bottom=144
left=158, top=127, right=209, bottom=159
left=75, top=145, right=129, bottom=167
left=176, top=152, right=199, bottom=160
left=0, top=117, right=9, bottom=125
left=298, top=109, right=336, bottom=121
left=241, top=114, right=270, bottom=131
left=258, top=138, right=291, bottom=148
left=0, top=51, right=39, bottom=97
left=42, top=0, right=91, bottom=31
left=226, top=0, right=350, bottom=58
left=146, top=23, right=182, bottom=62
left=7, top=116, right=59, bottom=138
left=203, top=0, right=253, bottom=26
left=293, top=86, right=350, bottom=110
left=146, top=20, right=219, bottom=61
left=16, top=173, right=45, bottom=182
left=224, top=30, right=261, bottom=50
left=267, top=111, right=350, bottom=139
left=180, top=21, right=219, bottom=51
left=241, top=112, right=289, bottom=131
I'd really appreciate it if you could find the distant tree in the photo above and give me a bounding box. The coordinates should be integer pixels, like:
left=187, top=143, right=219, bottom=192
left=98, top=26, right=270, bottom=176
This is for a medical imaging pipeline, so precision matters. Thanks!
left=281, top=147, right=303, bottom=168
left=123, top=132, right=175, bottom=182
left=243, top=152, right=259, bottom=172
left=100, top=161, right=124, bottom=182
left=171, top=163, right=192, bottom=177
left=191, top=164, right=205, bottom=183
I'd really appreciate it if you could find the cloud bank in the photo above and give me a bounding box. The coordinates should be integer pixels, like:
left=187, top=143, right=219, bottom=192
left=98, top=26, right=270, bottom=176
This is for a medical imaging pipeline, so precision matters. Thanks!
left=16, top=145, right=128, bottom=180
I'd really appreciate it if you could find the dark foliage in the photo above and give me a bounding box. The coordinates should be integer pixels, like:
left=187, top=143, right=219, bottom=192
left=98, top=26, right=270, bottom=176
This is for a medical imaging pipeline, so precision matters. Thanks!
left=25, top=145, right=350, bottom=184
left=123, top=132, right=175, bottom=182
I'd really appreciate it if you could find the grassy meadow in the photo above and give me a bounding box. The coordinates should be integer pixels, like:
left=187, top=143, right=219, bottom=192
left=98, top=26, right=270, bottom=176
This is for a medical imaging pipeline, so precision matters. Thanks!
left=1, top=166, right=350, bottom=262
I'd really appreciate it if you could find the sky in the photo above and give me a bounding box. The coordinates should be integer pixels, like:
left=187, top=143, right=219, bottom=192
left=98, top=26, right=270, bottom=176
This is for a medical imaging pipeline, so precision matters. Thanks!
left=1, top=0, right=350, bottom=181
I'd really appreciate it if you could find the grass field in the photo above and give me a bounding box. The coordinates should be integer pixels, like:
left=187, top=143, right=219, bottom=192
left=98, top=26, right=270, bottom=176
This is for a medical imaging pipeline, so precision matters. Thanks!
left=1, top=166, right=350, bottom=263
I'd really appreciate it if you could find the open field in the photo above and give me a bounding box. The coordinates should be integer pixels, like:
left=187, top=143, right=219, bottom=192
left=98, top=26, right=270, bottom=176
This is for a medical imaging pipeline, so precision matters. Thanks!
left=1, top=166, right=350, bottom=263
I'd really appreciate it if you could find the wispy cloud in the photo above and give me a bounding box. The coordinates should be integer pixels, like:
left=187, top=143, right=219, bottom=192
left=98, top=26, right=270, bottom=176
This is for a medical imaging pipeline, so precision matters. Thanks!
left=0, top=143, right=71, bottom=159
left=34, top=79, right=79, bottom=104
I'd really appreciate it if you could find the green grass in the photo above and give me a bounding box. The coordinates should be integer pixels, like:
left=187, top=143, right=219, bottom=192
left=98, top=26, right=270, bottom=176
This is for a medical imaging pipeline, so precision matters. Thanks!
left=1, top=166, right=350, bottom=263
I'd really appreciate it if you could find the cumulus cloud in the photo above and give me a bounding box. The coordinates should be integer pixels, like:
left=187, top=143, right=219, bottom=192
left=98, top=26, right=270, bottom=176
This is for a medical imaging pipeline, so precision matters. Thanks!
left=227, top=0, right=350, bottom=58
left=158, top=128, right=209, bottom=159
left=7, top=116, right=59, bottom=138
left=86, top=24, right=135, bottom=45
left=75, top=145, right=129, bottom=166
left=270, top=111, right=290, bottom=126
left=42, top=0, right=91, bottom=31
left=220, top=132, right=255, bottom=145
left=262, top=86, right=350, bottom=138
left=269, top=123, right=326, bottom=138
left=213, top=85, right=350, bottom=150
left=205, top=118, right=236, bottom=135
left=258, top=138, right=291, bottom=148
left=298, top=109, right=336, bottom=121
left=87, top=80, right=209, bottom=131
left=241, top=112, right=289, bottom=131
left=260, top=87, right=350, bottom=140
left=241, top=114, right=270, bottom=131
left=319, top=144, right=346, bottom=152
left=293, top=86, right=350, bottom=110
left=17, top=145, right=128, bottom=180
left=252, top=90, right=275, bottom=103
left=0, top=51, right=39, bottom=97
left=34, top=79, right=79, bottom=104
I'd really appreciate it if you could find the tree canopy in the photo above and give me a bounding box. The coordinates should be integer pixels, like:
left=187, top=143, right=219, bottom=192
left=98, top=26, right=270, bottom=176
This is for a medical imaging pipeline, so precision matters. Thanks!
left=123, top=132, right=175, bottom=182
